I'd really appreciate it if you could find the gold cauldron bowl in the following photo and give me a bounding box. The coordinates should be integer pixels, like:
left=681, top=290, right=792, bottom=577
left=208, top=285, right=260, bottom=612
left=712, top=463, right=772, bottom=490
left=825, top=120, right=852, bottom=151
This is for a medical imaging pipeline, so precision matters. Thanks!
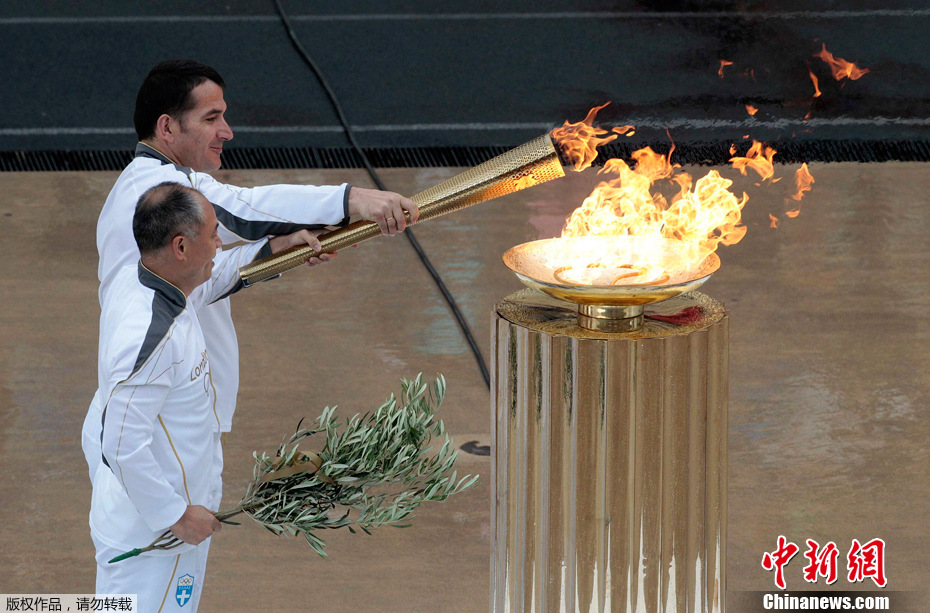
left=503, top=235, right=720, bottom=331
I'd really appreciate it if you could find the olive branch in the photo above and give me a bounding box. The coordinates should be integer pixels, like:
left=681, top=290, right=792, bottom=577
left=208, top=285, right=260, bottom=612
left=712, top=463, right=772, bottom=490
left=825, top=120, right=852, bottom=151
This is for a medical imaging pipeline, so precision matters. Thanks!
left=109, top=374, right=477, bottom=562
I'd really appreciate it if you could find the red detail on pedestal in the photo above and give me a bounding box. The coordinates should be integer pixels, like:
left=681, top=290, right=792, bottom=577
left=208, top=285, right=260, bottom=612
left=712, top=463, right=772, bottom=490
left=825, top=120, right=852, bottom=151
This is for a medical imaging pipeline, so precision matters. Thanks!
left=646, top=306, right=705, bottom=325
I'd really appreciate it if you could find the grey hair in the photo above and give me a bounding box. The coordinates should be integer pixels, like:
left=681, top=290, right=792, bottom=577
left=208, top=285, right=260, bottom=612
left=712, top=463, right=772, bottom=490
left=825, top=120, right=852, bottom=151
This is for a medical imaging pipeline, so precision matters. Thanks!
left=133, top=181, right=205, bottom=254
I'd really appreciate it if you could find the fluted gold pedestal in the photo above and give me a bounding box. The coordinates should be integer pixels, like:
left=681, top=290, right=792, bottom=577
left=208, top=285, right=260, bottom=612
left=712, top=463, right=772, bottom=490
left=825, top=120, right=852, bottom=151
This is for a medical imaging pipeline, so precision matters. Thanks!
left=491, top=289, right=728, bottom=613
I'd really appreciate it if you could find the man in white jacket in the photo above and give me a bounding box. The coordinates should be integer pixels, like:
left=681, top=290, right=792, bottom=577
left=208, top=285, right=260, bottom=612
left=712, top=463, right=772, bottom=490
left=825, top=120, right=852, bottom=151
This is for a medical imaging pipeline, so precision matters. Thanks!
left=92, top=182, right=320, bottom=610
left=83, top=60, right=418, bottom=481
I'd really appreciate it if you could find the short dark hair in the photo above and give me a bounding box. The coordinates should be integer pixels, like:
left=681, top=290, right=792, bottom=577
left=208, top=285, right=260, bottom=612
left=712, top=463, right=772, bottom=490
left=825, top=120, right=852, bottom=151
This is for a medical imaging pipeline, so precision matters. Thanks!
left=133, top=182, right=205, bottom=254
left=133, top=60, right=226, bottom=141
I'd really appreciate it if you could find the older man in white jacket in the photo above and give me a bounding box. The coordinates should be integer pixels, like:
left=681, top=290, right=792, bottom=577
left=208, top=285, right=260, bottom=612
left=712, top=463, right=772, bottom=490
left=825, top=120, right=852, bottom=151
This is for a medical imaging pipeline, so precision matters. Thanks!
left=92, top=182, right=324, bottom=611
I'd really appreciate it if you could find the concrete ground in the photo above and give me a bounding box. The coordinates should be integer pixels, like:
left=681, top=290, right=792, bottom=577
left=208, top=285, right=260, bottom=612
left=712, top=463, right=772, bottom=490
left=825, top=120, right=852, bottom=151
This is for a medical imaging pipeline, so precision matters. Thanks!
left=0, top=160, right=927, bottom=610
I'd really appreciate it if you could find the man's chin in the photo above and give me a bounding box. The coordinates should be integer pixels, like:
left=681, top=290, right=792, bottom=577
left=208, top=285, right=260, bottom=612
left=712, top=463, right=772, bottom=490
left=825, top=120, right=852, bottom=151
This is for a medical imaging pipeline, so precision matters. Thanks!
left=211, top=149, right=224, bottom=170
left=197, top=152, right=223, bottom=173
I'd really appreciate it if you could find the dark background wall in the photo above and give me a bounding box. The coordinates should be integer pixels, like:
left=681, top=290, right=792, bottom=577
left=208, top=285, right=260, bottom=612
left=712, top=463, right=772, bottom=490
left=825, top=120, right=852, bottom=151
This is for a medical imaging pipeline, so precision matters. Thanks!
left=2, top=2, right=929, bottom=159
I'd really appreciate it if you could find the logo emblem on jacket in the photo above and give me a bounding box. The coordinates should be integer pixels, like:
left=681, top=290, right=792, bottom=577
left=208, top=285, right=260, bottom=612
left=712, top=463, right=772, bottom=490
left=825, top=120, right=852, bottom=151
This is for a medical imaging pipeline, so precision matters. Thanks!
left=190, top=349, right=209, bottom=381
left=176, top=573, right=195, bottom=607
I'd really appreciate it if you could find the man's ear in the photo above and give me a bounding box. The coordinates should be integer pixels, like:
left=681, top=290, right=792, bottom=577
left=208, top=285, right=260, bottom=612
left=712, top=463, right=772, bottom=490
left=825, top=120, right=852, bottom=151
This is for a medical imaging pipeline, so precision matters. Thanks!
left=155, top=114, right=176, bottom=143
left=171, top=234, right=187, bottom=261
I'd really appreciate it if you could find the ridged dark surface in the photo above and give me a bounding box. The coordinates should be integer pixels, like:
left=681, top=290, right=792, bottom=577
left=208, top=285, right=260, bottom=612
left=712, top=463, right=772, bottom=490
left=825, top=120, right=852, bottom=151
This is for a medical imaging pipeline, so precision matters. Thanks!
left=3, top=140, right=930, bottom=172
left=2, top=4, right=930, bottom=150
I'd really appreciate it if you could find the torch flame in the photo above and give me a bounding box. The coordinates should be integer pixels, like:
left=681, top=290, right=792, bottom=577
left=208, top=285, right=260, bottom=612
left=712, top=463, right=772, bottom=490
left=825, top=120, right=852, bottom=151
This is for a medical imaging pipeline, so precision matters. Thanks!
left=815, top=43, right=870, bottom=81
left=730, top=140, right=777, bottom=181
left=550, top=102, right=626, bottom=172
left=745, top=104, right=759, bottom=116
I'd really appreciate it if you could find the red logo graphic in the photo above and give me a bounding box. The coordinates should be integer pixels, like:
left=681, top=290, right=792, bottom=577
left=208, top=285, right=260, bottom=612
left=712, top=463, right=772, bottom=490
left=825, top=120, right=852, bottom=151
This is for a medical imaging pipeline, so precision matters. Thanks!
left=762, top=535, right=800, bottom=590
left=803, top=539, right=839, bottom=585
left=763, top=536, right=888, bottom=589
left=847, top=538, right=887, bottom=588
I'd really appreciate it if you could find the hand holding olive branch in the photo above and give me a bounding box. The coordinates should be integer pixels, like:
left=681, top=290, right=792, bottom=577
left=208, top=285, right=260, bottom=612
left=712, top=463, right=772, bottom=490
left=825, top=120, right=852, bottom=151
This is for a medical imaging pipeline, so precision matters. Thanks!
left=109, top=374, right=477, bottom=562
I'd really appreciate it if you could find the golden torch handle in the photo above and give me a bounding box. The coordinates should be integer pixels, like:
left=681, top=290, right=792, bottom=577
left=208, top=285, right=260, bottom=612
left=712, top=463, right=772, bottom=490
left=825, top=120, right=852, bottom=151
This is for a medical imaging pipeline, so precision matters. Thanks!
left=239, top=133, right=565, bottom=287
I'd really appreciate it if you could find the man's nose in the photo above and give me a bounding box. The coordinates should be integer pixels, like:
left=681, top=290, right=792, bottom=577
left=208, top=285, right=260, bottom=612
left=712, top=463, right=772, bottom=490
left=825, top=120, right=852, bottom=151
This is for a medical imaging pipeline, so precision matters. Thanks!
left=218, top=118, right=233, bottom=142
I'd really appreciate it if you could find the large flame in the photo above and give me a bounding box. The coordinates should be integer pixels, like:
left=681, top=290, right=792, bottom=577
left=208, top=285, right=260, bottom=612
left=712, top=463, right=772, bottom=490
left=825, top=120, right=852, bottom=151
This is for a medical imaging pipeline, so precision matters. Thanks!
left=550, top=145, right=748, bottom=284
left=542, top=105, right=814, bottom=289
left=815, top=43, right=870, bottom=81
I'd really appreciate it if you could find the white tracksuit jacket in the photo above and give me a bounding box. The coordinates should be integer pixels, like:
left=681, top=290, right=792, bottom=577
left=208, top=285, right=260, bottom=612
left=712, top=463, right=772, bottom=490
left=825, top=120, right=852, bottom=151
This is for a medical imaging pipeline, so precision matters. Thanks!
left=90, top=243, right=269, bottom=553
left=83, top=142, right=350, bottom=481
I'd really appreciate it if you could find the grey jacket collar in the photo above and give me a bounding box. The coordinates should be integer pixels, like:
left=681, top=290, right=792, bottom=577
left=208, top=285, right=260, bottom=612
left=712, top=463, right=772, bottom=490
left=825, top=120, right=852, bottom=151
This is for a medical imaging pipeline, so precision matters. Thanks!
left=134, top=142, right=194, bottom=176
left=137, top=261, right=187, bottom=310
left=135, top=142, right=176, bottom=166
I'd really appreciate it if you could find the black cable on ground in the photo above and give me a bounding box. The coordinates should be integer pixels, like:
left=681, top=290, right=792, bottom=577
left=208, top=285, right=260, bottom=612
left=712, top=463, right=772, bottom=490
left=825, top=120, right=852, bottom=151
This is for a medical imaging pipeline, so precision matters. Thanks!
left=272, top=0, right=492, bottom=388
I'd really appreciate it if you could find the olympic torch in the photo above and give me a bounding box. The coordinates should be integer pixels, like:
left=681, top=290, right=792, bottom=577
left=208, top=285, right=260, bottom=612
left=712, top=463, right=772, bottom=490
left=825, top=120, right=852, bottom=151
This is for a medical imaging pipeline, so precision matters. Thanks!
left=238, top=134, right=567, bottom=287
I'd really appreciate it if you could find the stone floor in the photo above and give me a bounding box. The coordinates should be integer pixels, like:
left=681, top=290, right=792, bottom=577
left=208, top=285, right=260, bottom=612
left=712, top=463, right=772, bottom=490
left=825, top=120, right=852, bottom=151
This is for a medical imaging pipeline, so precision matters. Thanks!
left=0, top=160, right=927, bottom=611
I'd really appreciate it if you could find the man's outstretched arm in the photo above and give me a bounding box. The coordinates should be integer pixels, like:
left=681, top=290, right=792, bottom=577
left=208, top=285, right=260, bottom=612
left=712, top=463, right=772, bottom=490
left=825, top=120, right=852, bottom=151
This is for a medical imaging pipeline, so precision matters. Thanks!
left=182, top=172, right=418, bottom=244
